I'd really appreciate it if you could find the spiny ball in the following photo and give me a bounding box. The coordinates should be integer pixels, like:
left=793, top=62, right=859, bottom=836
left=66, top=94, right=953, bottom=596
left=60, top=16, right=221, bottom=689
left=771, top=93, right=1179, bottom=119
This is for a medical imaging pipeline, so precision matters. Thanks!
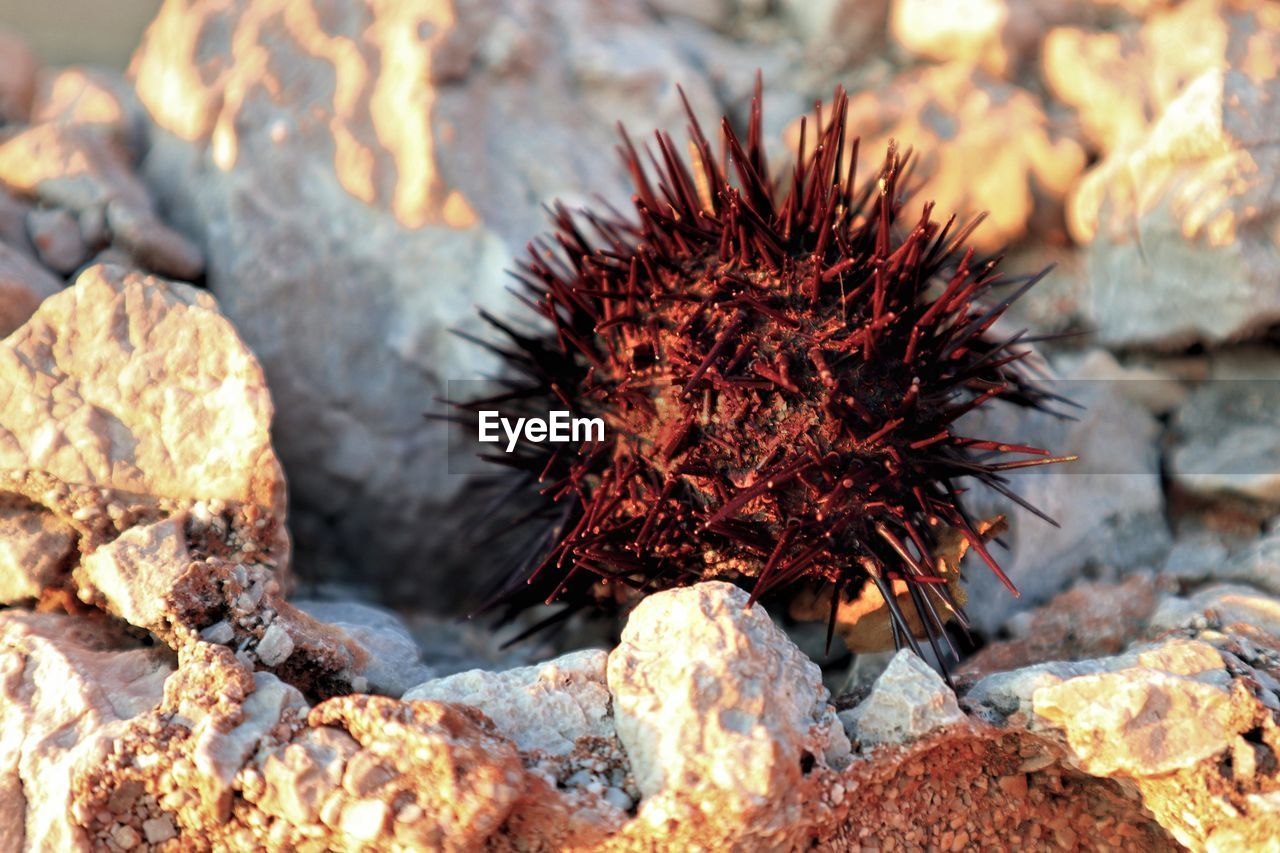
left=465, top=82, right=1074, bottom=659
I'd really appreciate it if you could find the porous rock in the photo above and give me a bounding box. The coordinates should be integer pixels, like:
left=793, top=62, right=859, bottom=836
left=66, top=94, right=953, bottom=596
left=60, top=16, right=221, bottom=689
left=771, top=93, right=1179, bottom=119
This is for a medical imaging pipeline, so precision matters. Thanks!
left=607, top=581, right=850, bottom=847
left=841, top=650, right=965, bottom=747
left=0, top=610, right=174, bottom=851
left=798, top=63, right=1085, bottom=251
left=126, top=0, right=731, bottom=606
left=405, top=648, right=611, bottom=756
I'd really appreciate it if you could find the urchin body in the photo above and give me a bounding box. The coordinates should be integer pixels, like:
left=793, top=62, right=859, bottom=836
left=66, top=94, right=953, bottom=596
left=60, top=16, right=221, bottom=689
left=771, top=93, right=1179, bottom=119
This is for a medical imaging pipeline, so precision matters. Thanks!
left=467, top=84, right=1072, bottom=658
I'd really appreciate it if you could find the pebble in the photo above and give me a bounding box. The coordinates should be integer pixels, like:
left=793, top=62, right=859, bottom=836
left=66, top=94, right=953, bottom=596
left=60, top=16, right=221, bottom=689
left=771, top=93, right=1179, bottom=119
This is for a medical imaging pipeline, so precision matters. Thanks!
left=26, top=207, right=89, bottom=274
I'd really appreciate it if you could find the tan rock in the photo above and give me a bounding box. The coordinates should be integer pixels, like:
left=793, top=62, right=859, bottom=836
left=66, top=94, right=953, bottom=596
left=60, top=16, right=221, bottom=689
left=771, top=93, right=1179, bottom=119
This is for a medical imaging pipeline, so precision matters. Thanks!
left=0, top=263, right=285, bottom=523
left=32, top=67, right=141, bottom=151
left=794, top=64, right=1085, bottom=251
left=0, top=123, right=151, bottom=215
left=0, top=498, right=76, bottom=604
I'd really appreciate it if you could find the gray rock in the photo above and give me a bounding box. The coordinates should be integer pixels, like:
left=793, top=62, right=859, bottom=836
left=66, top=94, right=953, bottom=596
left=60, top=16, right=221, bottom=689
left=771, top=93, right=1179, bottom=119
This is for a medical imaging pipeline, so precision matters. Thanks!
left=0, top=241, right=61, bottom=337
left=0, top=500, right=76, bottom=603
left=404, top=649, right=611, bottom=756
left=1169, top=349, right=1280, bottom=503
left=126, top=0, right=735, bottom=607
left=839, top=649, right=964, bottom=747
left=606, top=582, right=849, bottom=814
left=959, top=349, right=1170, bottom=635
left=1151, top=583, right=1280, bottom=641
left=25, top=207, right=88, bottom=275
left=1074, top=66, right=1280, bottom=348
left=293, top=599, right=434, bottom=698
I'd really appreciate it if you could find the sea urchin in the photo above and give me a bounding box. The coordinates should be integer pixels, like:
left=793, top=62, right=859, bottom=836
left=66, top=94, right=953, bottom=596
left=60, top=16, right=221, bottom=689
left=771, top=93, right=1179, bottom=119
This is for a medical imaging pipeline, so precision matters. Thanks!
left=460, top=81, right=1075, bottom=663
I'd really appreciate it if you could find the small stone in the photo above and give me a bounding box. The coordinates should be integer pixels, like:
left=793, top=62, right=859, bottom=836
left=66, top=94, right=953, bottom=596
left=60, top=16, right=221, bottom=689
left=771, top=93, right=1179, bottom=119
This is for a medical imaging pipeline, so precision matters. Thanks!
left=256, top=624, right=295, bottom=667
left=110, top=824, right=140, bottom=850
left=200, top=621, right=236, bottom=645
left=339, top=799, right=389, bottom=843
left=26, top=207, right=89, bottom=274
left=141, top=816, right=177, bottom=844
left=840, top=649, right=965, bottom=747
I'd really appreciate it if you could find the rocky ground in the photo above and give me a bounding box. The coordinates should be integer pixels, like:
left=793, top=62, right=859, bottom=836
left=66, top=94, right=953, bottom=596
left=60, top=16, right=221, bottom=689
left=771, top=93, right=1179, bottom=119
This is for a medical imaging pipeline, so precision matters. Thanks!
left=2, top=0, right=1280, bottom=849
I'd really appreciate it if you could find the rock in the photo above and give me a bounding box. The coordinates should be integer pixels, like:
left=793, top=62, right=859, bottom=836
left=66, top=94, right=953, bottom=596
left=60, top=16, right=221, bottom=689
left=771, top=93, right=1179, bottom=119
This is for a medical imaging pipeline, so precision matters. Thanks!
left=299, top=696, right=525, bottom=851
left=405, top=649, right=610, bottom=755
left=1033, top=668, right=1252, bottom=777
left=294, top=600, right=434, bottom=697
left=891, top=0, right=1096, bottom=77
left=31, top=67, right=143, bottom=152
left=0, top=610, right=175, bottom=851
left=0, top=263, right=286, bottom=539
left=961, top=574, right=1161, bottom=679
left=126, top=0, right=732, bottom=606
left=959, top=349, right=1170, bottom=634
left=0, top=121, right=203, bottom=282
left=1072, top=64, right=1280, bottom=346
left=0, top=242, right=61, bottom=337
left=1215, top=525, right=1280, bottom=594
left=0, top=29, right=38, bottom=124
left=1045, top=0, right=1276, bottom=154
left=1169, top=350, right=1280, bottom=503
left=0, top=497, right=76, bottom=603
left=25, top=207, right=88, bottom=275
left=778, top=0, right=890, bottom=72
left=606, top=581, right=849, bottom=847
left=1151, top=584, right=1280, bottom=640
left=796, top=63, right=1085, bottom=251
left=0, top=122, right=152, bottom=215
left=841, top=650, right=965, bottom=747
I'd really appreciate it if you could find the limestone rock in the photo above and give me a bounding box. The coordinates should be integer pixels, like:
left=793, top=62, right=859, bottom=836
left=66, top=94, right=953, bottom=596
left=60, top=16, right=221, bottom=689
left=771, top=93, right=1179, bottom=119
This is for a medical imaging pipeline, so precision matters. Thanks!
left=405, top=649, right=611, bottom=756
left=0, top=264, right=284, bottom=518
left=0, top=611, right=174, bottom=851
left=126, top=0, right=731, bottom=606
left=1072, top=64, right=1280, bottom=346
left=1033, top=668, right=1252, bottom=777
left=293, top=599, right=435, bottom=697
left=959, top=350, right=1170, bottom=634
left=1150, top=583, right=1280, bottom=641
left=841, top=650, right=965, bottom=747
left=0, top=242, right=61, bottom=338
left=607, top=582, right=849, bottom=846
left=794, top=63, right=1085, bottom=252
left=1169, top=350, right=1280, bottom=503
left=0, top=29, right=38, bottom=124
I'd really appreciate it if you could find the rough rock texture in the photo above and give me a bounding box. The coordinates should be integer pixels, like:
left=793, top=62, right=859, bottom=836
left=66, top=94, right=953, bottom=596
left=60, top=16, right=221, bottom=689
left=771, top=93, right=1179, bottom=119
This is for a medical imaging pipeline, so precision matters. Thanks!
left=126, top=0, right=731, bottom=604
left=798, top=63, right=1086, bottom=251
left=960, top=349, right=1171, bottom=633
left=293, top=600, right=435, bottom=698
left=405, top=649, right=611, bottom=757
left=607, top=582, right=850, bottom=848
left=841, top=650, right=966, bottom=747
left=0, top=264, right=286, bottom=544
left=0, top=611, right=175, bottom=851
left=1067, top=0, right=1280, bottom=347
